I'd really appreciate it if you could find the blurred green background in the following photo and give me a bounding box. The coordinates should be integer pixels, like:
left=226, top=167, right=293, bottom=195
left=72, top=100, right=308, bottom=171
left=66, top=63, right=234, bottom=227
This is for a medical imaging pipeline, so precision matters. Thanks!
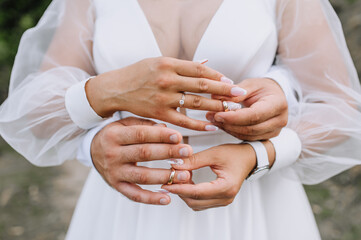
left=0, top=0, right=361, bottom=239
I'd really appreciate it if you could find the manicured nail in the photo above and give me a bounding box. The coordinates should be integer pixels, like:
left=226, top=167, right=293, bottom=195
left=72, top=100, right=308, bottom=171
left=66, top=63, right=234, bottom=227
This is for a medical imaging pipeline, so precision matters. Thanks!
left=179, top=147, right=189, bottom=157
left=160, top=198, right=169, bottom=205
left=205, top=125, right=219, bottom=131
left=196, top=59, right=209, bottom=64
left=221, top=76, right=234, bottom=85
left=155, top=189, right=170, bottom=194
left=170, top=134, right=179, bottom=143
left=227, top=102, right=243, bottom=111
left=231, top=87, right=247, bottom=96
left=214, top=116, right=224, bottom=123
left=177, top=171, right=188, bottom=181
left=167, top=159, right=184, bottom=165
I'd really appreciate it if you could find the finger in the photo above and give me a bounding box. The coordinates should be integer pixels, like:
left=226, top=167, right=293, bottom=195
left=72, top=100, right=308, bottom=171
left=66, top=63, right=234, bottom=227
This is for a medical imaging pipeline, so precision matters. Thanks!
left=118, top=117, right=157, bottom=126
left=170, top=93, right=224, bottom=112
left=213, top=100, right=280, bottom=126
left=174, top=76, right=247, bottom=97
left=173, top=60, right=223, bottom=81
left=119, top=143, right=193, bottom=162
left=222, top=128, right=281, bottom=141
left=161, top=109, right=219, bottom=132
left=180, top=197, right=232, bottom=211
left=119, top=165, right=191, bottom=185
left=162, top=179, right=228, bottom=200
left=114, top=125, right=183, bottom=144
left=213, top=115, right=286, bottom=136
left=115, top=182, right=171, bottom=205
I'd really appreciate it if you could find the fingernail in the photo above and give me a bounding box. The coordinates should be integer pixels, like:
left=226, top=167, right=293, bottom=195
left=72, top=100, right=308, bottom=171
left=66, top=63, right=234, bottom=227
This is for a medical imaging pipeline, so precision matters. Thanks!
left=221, top=76, right=234, bottom=85
left=205, top=125, right=219, bottom=131
left=155, top=189, right=170, bottom=194
left=227, top=102, right=243, bottom=111
left=177, top=171, right=188, bottom=181
left=231, top=87, right=247, bottom=96
left=170, top=134, right=179, bottom=143
left=206, top=114, right=215, bottom=122
left=160, top=198, right=169, bottom=205
left=179, top=147, right=190, bottom=157
left=196, top=59, right=208, bottom=64
left=214, top=116, right=224, bottom=123
left=167, top=159, right=184, bottom=165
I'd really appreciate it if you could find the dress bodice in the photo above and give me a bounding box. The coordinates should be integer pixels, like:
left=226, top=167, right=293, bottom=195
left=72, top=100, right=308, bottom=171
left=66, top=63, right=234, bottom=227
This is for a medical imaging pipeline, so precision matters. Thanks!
left=92, top=0, right=278, bottom=137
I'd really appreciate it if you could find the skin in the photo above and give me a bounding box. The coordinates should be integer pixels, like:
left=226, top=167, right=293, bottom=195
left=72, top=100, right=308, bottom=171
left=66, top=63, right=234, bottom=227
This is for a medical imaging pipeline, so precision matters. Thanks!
left=207, top=78, right=288, bottom=141
left=91, top=117, right=193, bottom=205
left=163, top=141, right=276, bottom=211
left=90, top=72, right=288, bottom=208
left=86, top=57, right=246, bottom=131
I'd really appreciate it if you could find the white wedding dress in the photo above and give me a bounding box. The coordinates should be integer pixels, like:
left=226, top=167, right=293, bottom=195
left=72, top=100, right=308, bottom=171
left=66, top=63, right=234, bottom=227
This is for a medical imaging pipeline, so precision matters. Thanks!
left=1, top=0, right=361, bottom=239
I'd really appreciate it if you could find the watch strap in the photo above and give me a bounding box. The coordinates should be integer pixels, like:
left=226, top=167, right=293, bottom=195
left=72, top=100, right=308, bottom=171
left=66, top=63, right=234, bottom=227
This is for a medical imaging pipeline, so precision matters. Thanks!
left=243, top=141, right=270, bottom=180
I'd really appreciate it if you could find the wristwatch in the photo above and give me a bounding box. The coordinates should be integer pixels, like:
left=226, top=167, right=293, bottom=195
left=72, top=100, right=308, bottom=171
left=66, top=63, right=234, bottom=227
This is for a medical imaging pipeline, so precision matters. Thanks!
left=243, top=141, right=270, bottom=181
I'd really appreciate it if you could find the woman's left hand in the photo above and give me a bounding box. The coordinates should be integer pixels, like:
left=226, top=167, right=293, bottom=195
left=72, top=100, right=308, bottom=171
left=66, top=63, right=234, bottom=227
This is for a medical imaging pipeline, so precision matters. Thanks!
left=206, top=78, right=288, bottom=141
left=162, top=144, right=257, bottom=211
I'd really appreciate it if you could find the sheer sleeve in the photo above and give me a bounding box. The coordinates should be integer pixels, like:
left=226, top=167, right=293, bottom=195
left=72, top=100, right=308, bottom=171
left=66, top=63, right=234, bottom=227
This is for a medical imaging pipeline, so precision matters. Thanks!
left=0, top=0, right=98, bottom=166
left=276, top=0, right=361, bottom=184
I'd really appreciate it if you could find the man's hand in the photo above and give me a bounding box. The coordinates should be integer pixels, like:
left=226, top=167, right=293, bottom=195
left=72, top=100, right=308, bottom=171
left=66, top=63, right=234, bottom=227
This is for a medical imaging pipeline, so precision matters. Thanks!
left=91, top=117, right=192, bottom=205
left=207, top=78, right=288, bottom=140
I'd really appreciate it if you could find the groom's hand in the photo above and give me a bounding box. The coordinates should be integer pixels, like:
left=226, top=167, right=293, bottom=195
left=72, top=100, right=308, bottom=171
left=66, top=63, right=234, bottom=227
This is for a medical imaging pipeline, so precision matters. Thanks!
left=91, top=117, right=192, bottom=205
left=207, top=78, right=288, bottom=141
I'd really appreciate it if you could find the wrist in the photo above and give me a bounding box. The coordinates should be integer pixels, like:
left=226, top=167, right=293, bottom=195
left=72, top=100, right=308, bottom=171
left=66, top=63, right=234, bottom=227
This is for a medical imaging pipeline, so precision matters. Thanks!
left=242, top=141, right=270, bottom=181
left=85, top=71, right=124, bottom=118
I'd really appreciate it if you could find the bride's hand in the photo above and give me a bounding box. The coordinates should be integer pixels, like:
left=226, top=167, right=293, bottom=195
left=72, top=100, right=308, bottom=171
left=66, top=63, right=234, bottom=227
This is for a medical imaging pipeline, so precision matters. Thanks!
left=207, top=78, right=288, bottom=140
left=86, top=57, right=246, bottom=131
left=162, top=143, right=274, bottom=211
left=91, top=117, right=192, bottom=205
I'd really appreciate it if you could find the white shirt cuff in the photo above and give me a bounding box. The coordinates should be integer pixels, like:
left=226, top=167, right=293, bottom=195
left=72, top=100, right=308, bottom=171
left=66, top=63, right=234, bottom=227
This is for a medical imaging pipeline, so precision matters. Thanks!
left=77, top=112, right=121, bottom=167
left=263, top=66, right=293, bottom=101
left=65, top=78, right=104, bottom=129
left=269, top=128, right=302, bottom=173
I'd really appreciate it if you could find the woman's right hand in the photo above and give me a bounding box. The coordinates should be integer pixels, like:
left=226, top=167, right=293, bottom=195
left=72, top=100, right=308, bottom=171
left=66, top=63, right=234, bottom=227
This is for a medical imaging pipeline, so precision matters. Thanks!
left=91, top=117, right=193, bottom=205
left=86, top=57, right=246, bottom=131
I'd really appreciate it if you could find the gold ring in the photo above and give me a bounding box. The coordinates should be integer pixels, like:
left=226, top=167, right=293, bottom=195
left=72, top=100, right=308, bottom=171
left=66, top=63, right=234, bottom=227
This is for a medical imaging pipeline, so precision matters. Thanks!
left=179, top=93, right=186, bottom=108
left=222, top=101, right=229, bottom=112
left=167, top=168, right=176, bottom=185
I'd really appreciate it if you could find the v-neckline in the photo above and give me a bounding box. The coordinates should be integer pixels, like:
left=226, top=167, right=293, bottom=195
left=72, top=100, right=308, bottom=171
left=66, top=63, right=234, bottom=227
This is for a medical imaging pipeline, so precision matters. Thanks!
left=133, top=0, right=227, bottom=61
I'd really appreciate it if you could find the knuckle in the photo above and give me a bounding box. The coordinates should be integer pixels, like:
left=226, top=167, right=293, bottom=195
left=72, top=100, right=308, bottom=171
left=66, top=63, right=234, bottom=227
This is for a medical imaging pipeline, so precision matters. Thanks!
left=250, top=112, right=261, bottom=124
left=129, top=168, right=148, bottom=184
left=221, top=84, right=229, bottom=95
left=192, top=95, right=202, bottom=108
left=176, top=118, right=188, bottom=128
left=190, top=191, right=201, bottom=200
left=135, top=128, right=146, bottom=142
left=155, top=57, right=173, bottom=69
left=280, top=116, right=288, bottom=127
left=167, top=146, right=175, bottom=158
left=198, top=79, right=209, bottom=92
left=104, top=149, right=116, bottom=160
left=129, top=193, right=143, bottom=203
left=225, top=198, right=235, bottom=206
left=195, top=63, right=206, bottom=77
left=139, top=145, right=151, bottom=161
left=225, top=186, right=239, bottom=198
left=242, top=126, right=256, bottom=136
left=156, top=75, right=171, bottom=89
left=188, top=154, right=198, bottom=166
